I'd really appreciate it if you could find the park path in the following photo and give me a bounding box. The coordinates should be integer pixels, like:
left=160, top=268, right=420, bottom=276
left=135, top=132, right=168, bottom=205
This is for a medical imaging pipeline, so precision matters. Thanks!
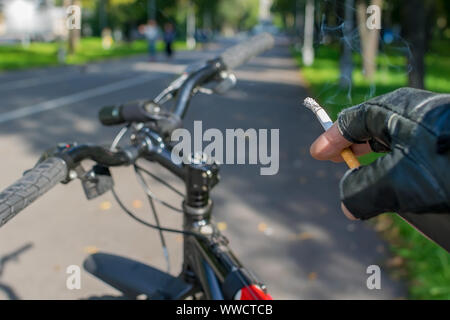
left=0, top=38, right=405, bottom=299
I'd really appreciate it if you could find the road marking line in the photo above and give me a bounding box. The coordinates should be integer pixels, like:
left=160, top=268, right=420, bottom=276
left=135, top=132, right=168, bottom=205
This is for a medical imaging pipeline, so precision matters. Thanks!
left=0, top=73, right=161, bottom=124
left=0, top=73, right=80, bottom=91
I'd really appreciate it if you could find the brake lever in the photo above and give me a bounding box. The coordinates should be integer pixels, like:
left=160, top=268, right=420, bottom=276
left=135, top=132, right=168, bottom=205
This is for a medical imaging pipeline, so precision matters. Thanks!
left=212, top=71, right=237, bottom=94
left=155, top=61, right=234, bottom=104
left=195, top=87, right=214, bottom=95
left=81, top=165, right=114, bottom=200
left=194, top=71, right=237, bottom=96
left=154, top=73, right=189, bottom=104
left=31, top=142, right=79, bottom=183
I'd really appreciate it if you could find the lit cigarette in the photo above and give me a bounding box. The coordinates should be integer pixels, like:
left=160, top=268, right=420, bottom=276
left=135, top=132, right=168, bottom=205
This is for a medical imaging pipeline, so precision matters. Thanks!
left=303, top=97, right=360, bottom=169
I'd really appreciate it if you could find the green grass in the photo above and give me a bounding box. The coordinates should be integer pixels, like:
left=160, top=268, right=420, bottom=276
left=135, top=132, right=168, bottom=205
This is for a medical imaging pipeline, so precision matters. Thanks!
left=0, top=42, right=60, bottom=70
left=0, top=37, right=187, bottom=71
left=293, top=41, right=450, bottom=300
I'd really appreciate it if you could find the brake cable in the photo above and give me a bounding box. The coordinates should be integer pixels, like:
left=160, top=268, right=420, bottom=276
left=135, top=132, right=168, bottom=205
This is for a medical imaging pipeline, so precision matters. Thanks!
left=106, top=105, right=257, bottom=298
left=146, top=194, right=171, bottom=273
left=134, top=166, right=184, bottom=213
left=109, top=125, right=182, bottom=272
left=111, top=188, right=208, bottom=242
left=109, top=125, right=184, bottom=213
left=110, top=124, right=131, bottom=151
left=134, top=165, right=181, bottom=273
left=134, top=164, right=184, bottom=197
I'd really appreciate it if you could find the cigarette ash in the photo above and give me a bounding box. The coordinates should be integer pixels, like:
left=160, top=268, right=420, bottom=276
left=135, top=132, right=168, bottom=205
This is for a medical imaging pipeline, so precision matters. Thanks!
left=303, top=97, right=323, bottom=114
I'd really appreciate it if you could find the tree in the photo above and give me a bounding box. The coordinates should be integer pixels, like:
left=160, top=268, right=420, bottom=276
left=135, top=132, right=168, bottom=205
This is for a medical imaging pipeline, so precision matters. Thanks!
left=356, top=0, right=382, bottom=80
left=217, top=0, right=259, bottom=34
left=194, top=0, right=220, bottom=30
left=340, top=0, right=354, bottom=89
left=294, top=0, right=304, bottom=40
left=302, top=0, right=314, bottom=66
left=186, top=0, right=195, bottom=49
left=271, top=0, right=296, bottom=30
left=65, top=0, right=81, bottom=54
left=402, top=0, right=435, bottom=89
left=148, top=0, right=156, bottom=20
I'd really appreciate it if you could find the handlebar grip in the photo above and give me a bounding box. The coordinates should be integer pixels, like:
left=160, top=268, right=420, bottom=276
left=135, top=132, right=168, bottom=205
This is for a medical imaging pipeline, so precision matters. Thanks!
left=99, top=100, right=150, bottom=126
left=220, top=33, right=275, bottom=70
left=0, top=157, right=68, bottom=228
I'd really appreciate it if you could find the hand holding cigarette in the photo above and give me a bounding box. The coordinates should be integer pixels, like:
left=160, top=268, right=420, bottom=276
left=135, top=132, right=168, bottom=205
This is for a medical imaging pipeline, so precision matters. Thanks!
left=303, top=89, right=450, bottom=253
left=304, top=97, right=372, bottom=221
left=304, top=98, right=361, bottom=169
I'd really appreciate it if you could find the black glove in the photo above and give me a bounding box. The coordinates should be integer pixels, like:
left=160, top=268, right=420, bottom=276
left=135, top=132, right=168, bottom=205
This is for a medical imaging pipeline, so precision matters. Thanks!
left=337, top=87, right=450, bottom=220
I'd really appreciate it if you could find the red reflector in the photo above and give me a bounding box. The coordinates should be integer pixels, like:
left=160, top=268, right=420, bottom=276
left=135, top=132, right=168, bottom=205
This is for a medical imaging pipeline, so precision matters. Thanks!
left=235, top=285, right=273, bottom=300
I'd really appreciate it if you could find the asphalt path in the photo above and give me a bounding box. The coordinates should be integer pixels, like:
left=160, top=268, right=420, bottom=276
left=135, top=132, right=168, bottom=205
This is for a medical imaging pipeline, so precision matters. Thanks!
left=0, top=39, right=405, bottom=299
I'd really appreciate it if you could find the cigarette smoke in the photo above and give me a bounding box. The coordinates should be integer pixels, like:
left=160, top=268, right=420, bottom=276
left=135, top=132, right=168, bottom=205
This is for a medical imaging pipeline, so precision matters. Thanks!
left=308, top=0, right=413, bottom=108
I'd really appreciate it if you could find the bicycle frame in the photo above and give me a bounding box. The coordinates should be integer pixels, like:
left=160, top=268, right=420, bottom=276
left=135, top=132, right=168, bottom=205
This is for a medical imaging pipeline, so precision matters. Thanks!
left=82, top=134, right=271, bottom=300
left=178, top=161, right=271, bottom=300
left=82, top=62, right=272, bottom=300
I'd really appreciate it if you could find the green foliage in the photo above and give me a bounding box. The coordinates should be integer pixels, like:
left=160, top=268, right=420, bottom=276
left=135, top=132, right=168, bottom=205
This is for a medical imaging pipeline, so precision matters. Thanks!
left=0, top=38, right=186, bottom=71
left=292, top=40, right=450, bottom=299
left=84, top=0, right=181, bottom=37
left=271, top=0, right=296, bottom=29
left=57, top=0, right=261, bottom=37
left=65, top=37, right=152, bottom=64
left=0, top=43, right=60, bottom=71
left=194, top=0, right=220, bottom=28
left=217, top=0, right=260, bottom=31
left=294, top=42, right=450, bottom=119
left=272, top=0, right=296, bottom=13
left=388, top=214, right=450, bottom=300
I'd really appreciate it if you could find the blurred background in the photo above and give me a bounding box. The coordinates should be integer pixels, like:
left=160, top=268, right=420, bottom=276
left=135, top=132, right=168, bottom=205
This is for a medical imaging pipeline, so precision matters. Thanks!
left=0, top=0, right=448, bottom=300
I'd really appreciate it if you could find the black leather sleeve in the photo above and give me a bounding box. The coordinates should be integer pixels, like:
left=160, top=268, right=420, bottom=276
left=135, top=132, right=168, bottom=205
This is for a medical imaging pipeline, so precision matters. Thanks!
left=336, top=87, right=450, bottom=220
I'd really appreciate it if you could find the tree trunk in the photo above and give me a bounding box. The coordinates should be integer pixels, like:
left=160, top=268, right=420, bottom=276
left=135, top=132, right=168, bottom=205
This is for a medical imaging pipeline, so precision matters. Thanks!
left=186, top=1, right=196, bottom=50
left=357, top=0, right=383, bottom=80
left=148, top=0, right=156, bottom=21
left=294, top=0, right=304, bottom=50
left=340, top=0, right=354, bottom=88
left=295, top=0, right=304, bottom=37
left=302, top=0, right=315, bottom=66
left=402, top=0, right=431, bottom=89
left=66, top=0, right=81, bottom=55
left=98, top=0, right=108, bottom=36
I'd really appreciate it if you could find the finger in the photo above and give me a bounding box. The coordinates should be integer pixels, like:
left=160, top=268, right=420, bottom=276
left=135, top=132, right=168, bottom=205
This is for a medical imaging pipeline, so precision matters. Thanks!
left=340, top=149, right=416, bottom=220
left=341, top=203, right=359, bottom=220
left=352, top=142, right=372, bottom=156
left=340, top=152, right=395, bottom=220
left=337, top=88, right=431, bottom=147
left=324, top=142, right=372, bottom=163
left=310, top=123, right=353, bottom=161
left=343, top=153, right=450, bottom=220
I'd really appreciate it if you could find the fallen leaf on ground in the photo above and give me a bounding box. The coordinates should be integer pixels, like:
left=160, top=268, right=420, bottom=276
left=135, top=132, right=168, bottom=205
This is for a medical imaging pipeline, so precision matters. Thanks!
left=132, top=200, right=143, bottom=209
left=308, top=272, right=318, bottom=281
left=258, top=223, right=268, bottom=232
left=217, top=222, right=227, bottom=231
left=84, top=246, right=99, bottom=254
left=386, top=256, right=404, bottom=268
left=99, top=201, right=112, bottom=211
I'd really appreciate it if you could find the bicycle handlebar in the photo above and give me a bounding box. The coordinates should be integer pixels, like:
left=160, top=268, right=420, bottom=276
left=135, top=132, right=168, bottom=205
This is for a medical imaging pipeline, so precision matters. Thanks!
left=0, top=158, right=68, bottom=228
left=0, top=142, right=143, bottom=228
left=99, top=33, right=275, bottom=124
left=0, top=33, right=275, bottom=229
left=173, top=33, right=274, bottom=119
left=219, top=33, right=275, bottom=70
left=99, top=100, right=152, bottom=126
